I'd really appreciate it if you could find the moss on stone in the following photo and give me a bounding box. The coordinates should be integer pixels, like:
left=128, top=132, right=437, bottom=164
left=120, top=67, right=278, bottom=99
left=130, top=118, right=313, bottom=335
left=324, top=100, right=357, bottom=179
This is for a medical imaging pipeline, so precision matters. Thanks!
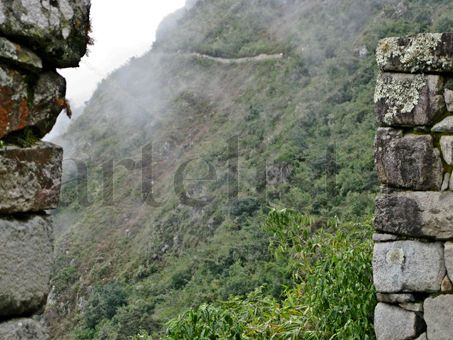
left=445, top=78, right=453, bottom=91
left=5, top=127, right=40, bottom=148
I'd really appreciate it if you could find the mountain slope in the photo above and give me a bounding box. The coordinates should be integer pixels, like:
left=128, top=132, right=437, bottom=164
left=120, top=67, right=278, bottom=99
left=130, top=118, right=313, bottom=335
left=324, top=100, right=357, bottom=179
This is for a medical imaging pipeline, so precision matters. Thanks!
left=47, top=0, right=453, bottom=338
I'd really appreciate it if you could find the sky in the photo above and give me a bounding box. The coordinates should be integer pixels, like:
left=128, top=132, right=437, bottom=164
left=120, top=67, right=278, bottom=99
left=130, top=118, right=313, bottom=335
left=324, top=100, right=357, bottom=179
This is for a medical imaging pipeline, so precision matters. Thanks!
left=59, top=0, right=186, bottom=108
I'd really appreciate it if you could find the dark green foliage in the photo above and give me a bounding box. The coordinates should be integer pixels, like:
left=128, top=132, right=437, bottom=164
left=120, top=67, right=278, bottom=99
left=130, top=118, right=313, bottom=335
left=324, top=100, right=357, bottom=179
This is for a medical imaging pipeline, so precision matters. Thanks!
left=230, top=198, right=260, bottom=217
left=162, top=209, right=375, bottom=339
left=433, top=16, right=453, bottom=32
left=170, top=267, right=193, bottom=290
left=166, top=304, right=244, bottom=339
left=84, top=283, right=128, bottom=329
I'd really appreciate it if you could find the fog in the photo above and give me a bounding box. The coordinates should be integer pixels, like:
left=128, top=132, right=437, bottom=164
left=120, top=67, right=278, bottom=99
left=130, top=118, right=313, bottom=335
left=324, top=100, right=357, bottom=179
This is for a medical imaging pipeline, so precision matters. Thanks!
left=46, top=0, right=185, bottom=140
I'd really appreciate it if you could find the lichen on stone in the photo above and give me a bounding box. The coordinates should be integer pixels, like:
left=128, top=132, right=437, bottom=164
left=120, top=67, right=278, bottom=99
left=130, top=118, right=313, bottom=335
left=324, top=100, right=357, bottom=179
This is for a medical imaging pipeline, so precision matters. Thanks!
left=375, top=73, right=426, bottom=124
left=400, top=34, right=442, bottom=71
left=377, top=34, right=444, bottom=72
left=376, top=37, right=401, bottom=68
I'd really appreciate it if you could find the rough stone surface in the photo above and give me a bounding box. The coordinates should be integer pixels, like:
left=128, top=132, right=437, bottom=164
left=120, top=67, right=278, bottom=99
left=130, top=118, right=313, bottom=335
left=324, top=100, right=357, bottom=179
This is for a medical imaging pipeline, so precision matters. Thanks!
left=0, top=0, right=91, bottom=68
left=375, top=73, right=445, bottom=127
left=441, top=275, right=453, bottom=293
left=0, top=215, right=53, bottom=317
left=424, top=295, right=453, bottom=340
left=444, top=242, right=453, bottom=280
left=373, top=233, right=399, bottom=242
left=0, top=37, right=42, bottom=72
left=441, top=172, right=450, bottom=191
left=0, top=142, right=63, bottom=213
left=376, top=32, right=453, bottom=73
left=399, top=302, right=423, bottom=313
left=376, top=293, right=416, bottom=304
left=0, top=65, right=66, bottom=139
left=375, top=128, right=443, bottom=190
left=0, top=318, right=48, bottom=340
left=374, top=303, right=424, bottom=340
left=432, top=116, right=453, bottom=133
left=446, top=89, right=453, bottom=112
left=415, top=333, right=427, bottom=340
left=440, top=136, right=453, bottom=165
left=373, top=241, right=445, bottom=293
left=375, top=191, right=453, bottom=239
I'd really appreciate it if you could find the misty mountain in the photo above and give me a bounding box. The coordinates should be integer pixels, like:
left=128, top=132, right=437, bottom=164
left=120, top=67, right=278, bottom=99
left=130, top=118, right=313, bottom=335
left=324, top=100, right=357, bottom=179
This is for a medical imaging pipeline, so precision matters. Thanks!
left=47, top=0, right=453, bottom=338
left=45, top=106, right=84, bottom=142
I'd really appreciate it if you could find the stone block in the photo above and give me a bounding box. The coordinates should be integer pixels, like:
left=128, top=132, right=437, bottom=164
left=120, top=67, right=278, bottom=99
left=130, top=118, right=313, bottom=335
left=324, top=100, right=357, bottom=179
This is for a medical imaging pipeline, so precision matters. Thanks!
left=0, top=37, right=42, bottom=72
left=424, top=295, right=453, bottom=340
left=441, top=275, right=453, bottom=293
left=373, top=233, right=399, bottom=242
left=0, top=215, right=53, bottom=317
left=375, top=73, right=445, bottom=127
left=399, top=302, right=423, bottom=313
left=440, top=136, right=453, bottom=165
left=0, top=318, right=48, bottom=340
left=0, top=65, right=66, bottom=139
left=376, top=32, right=453, bottom=73
left=376, top=293, right=415, bottom=304
left=374, top=303, right=425, bottom=340
left=444, top=242, right=453, bottom=281
left=446, top=89, right=453, bottom=112
left=375, top=128, right=443, bottom=190
left=441, top=172, right=450, bottom=191
left=373, top=241, right=445, bottom=293
left=375, top=191, right=453, bottom=239
left=432, top=116, right=453, bottom=133
left=0, top=142, right=63, bottom=213
left=0, top=0, right=91, bottom=68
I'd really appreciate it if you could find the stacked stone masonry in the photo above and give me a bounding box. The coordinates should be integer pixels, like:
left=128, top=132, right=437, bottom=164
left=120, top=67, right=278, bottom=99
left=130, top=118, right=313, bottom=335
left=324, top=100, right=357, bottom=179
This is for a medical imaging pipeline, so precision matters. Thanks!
left=374, top=32, right=453, bottom=340
left=0, top=1, right=90, bottom=339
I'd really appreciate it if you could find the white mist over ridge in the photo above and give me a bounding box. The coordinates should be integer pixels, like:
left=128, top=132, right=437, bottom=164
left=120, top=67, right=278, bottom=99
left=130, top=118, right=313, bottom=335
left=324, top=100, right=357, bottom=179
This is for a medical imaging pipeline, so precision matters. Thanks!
left=62, top=0, right=186, bottom=107
left=46, top=0, right=186, bottom=140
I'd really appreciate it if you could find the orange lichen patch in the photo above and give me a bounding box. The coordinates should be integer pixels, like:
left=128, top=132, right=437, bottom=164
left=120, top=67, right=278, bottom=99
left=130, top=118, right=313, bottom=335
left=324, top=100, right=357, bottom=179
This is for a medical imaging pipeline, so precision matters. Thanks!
left=0, top=86, right=14, bottom=138
left=18, top=98, right=30, bottom=129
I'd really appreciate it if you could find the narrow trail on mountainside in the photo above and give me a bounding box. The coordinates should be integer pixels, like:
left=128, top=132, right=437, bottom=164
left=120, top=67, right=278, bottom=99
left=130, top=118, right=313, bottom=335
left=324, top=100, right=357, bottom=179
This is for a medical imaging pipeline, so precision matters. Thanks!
left=161, top=52, right=285, bottom=64
left=187, top=52, right=284, bottom=63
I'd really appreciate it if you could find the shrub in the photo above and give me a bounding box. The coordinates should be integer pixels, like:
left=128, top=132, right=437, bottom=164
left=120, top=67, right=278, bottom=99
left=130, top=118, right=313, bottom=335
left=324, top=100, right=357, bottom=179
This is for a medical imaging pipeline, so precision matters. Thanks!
left=230, top=198, right=260, bottom=217
left=161, top=209, right=375, bottom=339
left=84, top=283, right=128, bottom=329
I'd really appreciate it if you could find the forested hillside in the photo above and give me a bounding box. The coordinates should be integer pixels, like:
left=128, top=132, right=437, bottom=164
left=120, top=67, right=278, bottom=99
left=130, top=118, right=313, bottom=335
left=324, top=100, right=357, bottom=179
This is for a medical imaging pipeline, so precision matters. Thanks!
left=47, top=0, right=453, bottom=338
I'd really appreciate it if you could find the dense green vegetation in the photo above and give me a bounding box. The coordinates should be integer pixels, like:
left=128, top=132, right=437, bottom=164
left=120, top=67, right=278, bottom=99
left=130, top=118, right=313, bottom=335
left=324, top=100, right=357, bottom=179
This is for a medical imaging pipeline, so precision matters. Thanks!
left=136, top=210, right=375, bottom=339
left=48, top=0, right=453, bottom=338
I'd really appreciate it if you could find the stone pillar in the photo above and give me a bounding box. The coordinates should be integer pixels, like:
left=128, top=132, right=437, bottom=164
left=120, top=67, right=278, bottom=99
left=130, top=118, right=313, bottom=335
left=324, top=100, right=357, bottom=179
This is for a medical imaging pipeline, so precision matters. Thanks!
left=373, top=32, right=453, bottom=340
left=0, top=1, right=90, bottom=338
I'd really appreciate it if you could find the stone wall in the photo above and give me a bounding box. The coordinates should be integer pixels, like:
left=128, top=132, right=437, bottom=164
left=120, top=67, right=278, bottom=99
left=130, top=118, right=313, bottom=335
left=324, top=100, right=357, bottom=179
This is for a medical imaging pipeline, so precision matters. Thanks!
left=373, top=32, right=453, bottom=340
left=0, top=1, right=90, bottom=338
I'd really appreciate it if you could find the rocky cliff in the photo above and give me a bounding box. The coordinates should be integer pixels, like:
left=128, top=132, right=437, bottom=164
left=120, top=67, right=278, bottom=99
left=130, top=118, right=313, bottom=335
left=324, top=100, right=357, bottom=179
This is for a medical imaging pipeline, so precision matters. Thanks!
left=0, top=1, right=90, bottom=338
